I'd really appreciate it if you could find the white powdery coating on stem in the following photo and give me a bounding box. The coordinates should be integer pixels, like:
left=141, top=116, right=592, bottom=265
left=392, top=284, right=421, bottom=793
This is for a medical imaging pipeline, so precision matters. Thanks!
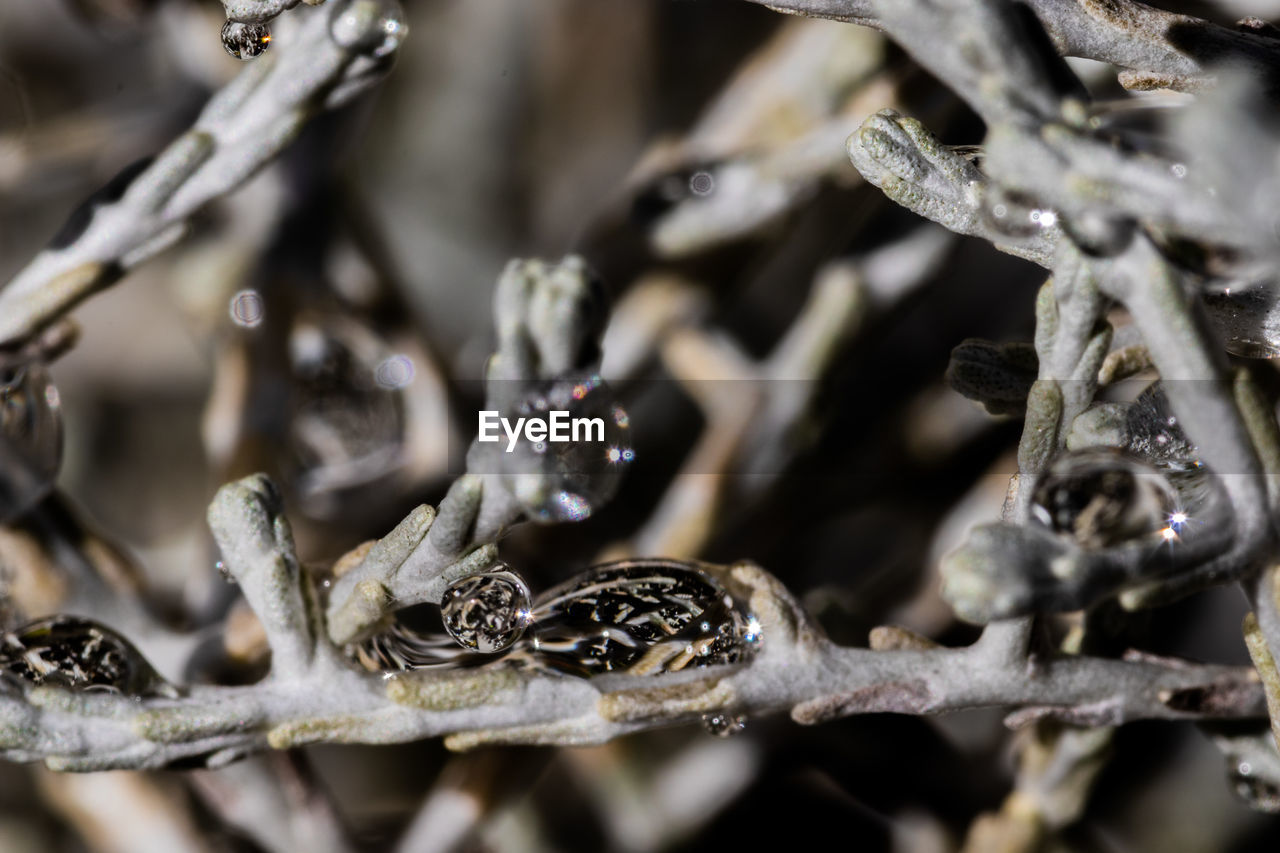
left=222, top=0, right=308, bottom=24
left=748, top=0, right=1280, bottom=88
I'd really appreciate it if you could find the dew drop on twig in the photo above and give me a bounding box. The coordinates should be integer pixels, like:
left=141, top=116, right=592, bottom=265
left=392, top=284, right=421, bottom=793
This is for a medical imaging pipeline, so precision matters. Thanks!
left=498, top=373, right=634, bottom=524
left=221, top=20, right=272, bottom=61
left=441, top=567, right=533, bottom=654
left=0, top=615, right=176, bottom=698
left=1030, top=448, right=1178, bottom=549
left=701, top=712, right=746, bottom=737
left=0, top=363, right=63, bottom=522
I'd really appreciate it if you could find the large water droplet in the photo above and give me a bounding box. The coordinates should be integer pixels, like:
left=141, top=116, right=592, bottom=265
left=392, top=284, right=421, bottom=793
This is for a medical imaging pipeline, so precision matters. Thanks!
left=1030, top=448, right=1178, bottom=549
left=329, top=0, right=407, bottom=59
left=221, top=20, right=272, bottom=61
left=701, top=712, right=746, bottom=737
left=493, top=373, right=633, bottom=524
left=441, top=568, right=532, bottom=654
left=1203, top=282, right=1280, bottom=359
left=286, top=318, right=407, bottom=519
left=351, top=561, right=761, bottom=675
left=0, top=616, right=176, bottom=697
left=523, top=561, right=759, bottom=677
left=1120, top=385, right=1200, bottom=468
left=0, top=363, right=63, bottom=522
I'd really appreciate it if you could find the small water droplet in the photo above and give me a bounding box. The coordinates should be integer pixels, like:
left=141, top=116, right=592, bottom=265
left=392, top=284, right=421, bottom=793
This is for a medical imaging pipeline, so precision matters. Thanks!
left=215, top=560, right=236, bottom=585
left=1029, top=209, right=1057, bottom=228
left=229, top=289, right=264, bottom=327
left=374, top=354, right=414, bottom=389
left=0, top=616, right=176, bottom=697
left=441, top=567, right=532, bottom=653
left=0, top=363, right=63, bottom=522
left=221, top=20, right=272, bottom=61
left=701, top=712, right=746, bottom=737
left=552, top=491, right=591, bottom=522
left=1030, top=448, right=1178, bottom=549
left=979, top=186, right=1053, bottom=241
left=329, top=0, right=407, bottom=59
left=1229, top=764, right=1280, bottom=812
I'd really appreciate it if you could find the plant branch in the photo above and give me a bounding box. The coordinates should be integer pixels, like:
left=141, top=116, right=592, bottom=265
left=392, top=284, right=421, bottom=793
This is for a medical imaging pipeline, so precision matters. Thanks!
left=0, top=1, right=402, bottom=348
left=745, top=0, right=1280, bottom=94
left=0, top=477, right=1267, bottom=770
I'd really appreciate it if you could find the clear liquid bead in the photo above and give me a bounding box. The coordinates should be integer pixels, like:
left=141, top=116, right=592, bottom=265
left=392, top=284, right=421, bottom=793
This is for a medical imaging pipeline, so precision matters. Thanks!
left=286, top=318, right=407, bottom=519
left=440, top=568, right=532, bottom=654
left=0, top=363, right=63, bottom=522
left=221, top=20, right=272, bottom=61
left=1202, top=282, right=1280, bottom=359
left=491, top=373, right=633, bottom=524
left=1030, top=448, right=1178, bottom=549
left=979, top=185, right=1057, bottom=242
left=521, top=561, right=759, bottom=678
left=701, top=712, right=746, bottom=737
left=329, top=0, right=407, bottom=59
left=0, top=615, right=176, bottom=698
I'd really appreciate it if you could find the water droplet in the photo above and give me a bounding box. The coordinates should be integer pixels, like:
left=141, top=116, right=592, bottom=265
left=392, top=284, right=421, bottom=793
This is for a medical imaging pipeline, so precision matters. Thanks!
left=521, top=561, right=759, bottom=677
left=350, top=618, right=474, bottom=672
left=1122, top=386, right=1199, bottom=468
left=229, top=289, right=264, bottom=327
left=1203, top=282, right=1280, bottom=359
left=979, top=186, right=1051, bottom=241
left=441, top=568, right=532, bottom=654
left=1229, top=763, right=1280, bottom=812
left=1030, top=448, right=1178, bottom=549
left=550, top=491, right=589, bottom=521
left=221, top=20, right=272, bottom=61
left=329, top=0, right=407, bottom=59
left=215, top=560, right=236, bottom=585
left=0, top=363, right=63, bottom=522
left=497, top=373, right=633, bottom=524
left=352, top=561, right=762, bottom=675
left=701, top=712, right=746, bottom=737
left=689, top=171, right=715, bottom=196
left=374, top=354, right=414, bottom=389
left=0, top=616, right=176, bottom=697
left=286, top=318, right=407, bottom=519
left=1029, top=209, right=1057, bottom=228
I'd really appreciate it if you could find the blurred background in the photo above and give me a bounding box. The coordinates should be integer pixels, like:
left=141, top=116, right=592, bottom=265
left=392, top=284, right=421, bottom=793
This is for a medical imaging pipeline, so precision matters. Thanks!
left=2, top=0, right=1280, bottom=850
